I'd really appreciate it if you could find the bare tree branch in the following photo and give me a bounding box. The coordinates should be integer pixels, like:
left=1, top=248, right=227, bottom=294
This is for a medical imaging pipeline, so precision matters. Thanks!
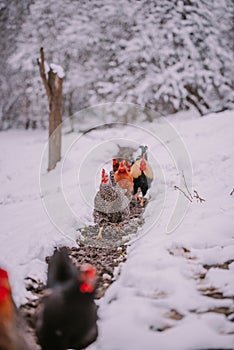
left=181, top=170, right=193, bottom=200
left=174, top=185, right=193, bottom=202
left=194, top=190, right=205, bottom=203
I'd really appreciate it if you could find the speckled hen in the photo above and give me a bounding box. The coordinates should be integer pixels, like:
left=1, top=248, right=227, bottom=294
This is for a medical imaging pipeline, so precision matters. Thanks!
left=93, top=169, right=130, bottom=239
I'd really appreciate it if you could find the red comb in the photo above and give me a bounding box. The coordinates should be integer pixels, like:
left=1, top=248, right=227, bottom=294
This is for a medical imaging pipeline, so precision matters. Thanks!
left=112, top=158, right=118, bottom=165
left=0, top=269, right=10, bottom=301
left=0, top=268, right=8, bottom=280
left=101, top=168, right=108, bottom=183
left=79, top=264, right=96, bottom=293
left=80, top=264, right=96, bottom=278
left=80, top=282, right=94, bottom=293
left=140, top=157, right=146, bottom=171
left=118, top=161, right=127, bottom=172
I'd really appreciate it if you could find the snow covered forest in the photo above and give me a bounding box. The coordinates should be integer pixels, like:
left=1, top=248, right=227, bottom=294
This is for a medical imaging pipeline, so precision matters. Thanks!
left=0, top=0, right=234, bottom=129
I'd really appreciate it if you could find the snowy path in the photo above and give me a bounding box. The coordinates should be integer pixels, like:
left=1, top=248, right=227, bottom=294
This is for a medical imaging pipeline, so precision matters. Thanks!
left=94, top=111, right=234, bottom=350
left=0, top=111, right=234, bottom=349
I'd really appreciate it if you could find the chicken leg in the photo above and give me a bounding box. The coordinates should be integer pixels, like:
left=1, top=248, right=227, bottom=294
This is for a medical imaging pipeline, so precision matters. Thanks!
left=134, top=193, right=139, bottom=201
left=97, top=226, right=103, bottom=240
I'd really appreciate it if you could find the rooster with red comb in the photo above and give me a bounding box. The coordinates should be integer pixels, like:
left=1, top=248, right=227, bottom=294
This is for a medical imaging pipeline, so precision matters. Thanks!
left=130, top=145, right=154, bottom=206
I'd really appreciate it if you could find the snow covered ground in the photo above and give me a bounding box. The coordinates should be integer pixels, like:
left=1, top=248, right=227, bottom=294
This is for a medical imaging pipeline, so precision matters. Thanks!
left=0, top=109, right=234, bottom=349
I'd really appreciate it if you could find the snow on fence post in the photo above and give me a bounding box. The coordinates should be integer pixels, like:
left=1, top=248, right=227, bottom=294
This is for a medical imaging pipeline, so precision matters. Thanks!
left=37, top=47, right=64, bottom=171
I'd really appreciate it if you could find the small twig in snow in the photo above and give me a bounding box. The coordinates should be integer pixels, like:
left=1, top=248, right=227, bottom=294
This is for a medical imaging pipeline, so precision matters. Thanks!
left=174, top=186, right=193, bottom=202
left=194, top=190, right=205, bottom=203
left=230, top=188, right=234, bottom=196
left=181, top=170, right=193, bottom=200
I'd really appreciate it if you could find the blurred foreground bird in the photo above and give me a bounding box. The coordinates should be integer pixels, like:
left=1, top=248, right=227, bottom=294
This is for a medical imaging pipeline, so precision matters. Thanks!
left=46, top=246, right=78, bottom=289
left=93, top=169, right=130, bottom=239
left=114, top=160, right=134, bottom=198
left=131, top=145, right=154, bottom=206
left=0, top=268, right=31, bottom=350
left=36, top=248, right=98, bottom=350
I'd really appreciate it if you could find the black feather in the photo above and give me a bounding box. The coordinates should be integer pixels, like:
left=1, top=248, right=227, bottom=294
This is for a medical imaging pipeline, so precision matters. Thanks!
left=47, top=248, right=77, bottom=288
left=133, top=172, right=149, bottom=196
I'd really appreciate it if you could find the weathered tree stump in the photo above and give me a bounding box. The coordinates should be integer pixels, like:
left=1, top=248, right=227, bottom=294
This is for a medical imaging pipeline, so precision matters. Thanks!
left=37, top=47, right=64, bottom=171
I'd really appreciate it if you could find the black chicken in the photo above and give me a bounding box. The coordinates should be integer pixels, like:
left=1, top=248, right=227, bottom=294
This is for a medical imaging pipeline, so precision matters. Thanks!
left=131, top=145, right=154, bottom=206
left=36, top=248, right=98, bottom=350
